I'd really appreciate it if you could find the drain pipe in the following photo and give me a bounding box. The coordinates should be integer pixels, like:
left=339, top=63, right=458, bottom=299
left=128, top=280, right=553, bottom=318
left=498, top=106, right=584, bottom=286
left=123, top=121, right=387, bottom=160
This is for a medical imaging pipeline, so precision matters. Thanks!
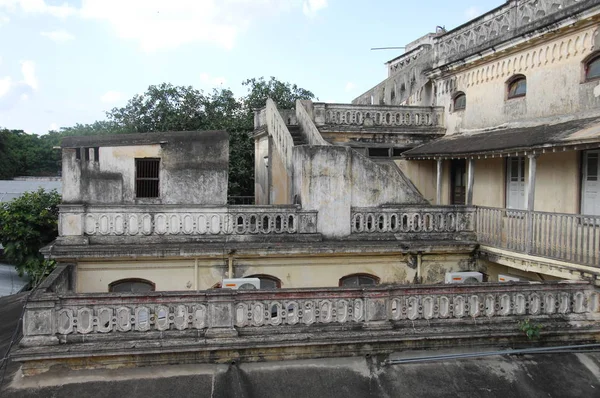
left=194, top=258, right=198, bottom=291
left=417, top=253, right=423, bottom=284
left=228, top=254, right=234, bottom=279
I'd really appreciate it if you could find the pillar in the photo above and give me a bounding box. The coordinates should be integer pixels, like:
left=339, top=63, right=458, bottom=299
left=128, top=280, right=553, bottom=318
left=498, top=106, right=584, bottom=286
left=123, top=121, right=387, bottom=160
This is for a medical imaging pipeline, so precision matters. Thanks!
left=466, top=158, right=475, bottom=206
left=436, top=158, right=443, bottom=205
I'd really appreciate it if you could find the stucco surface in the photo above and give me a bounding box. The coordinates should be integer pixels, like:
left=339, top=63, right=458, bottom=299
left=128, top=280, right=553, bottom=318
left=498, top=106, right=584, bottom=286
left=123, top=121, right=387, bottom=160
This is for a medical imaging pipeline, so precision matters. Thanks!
left=61, top=130, right=229, bottom=205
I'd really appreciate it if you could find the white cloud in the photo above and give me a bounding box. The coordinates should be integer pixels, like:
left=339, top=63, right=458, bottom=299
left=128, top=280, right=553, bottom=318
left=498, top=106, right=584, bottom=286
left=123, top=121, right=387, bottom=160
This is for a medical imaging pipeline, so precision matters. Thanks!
left=0, top=76, right=11, bottom=98
left=302, top=0, right=327, bottom=18
left=79, top=0, right=300, bottom=52
left=49, top=122, right=58, bottom=131
left=41, top=29, right=74, bottom=42
left=345, top=82, right=355, bottom=92
left=20, top=60, right=37, bottom=90
left=0, top=13, right=9, bottom=26
left=100, top=90, right=123, bottom=103
left=0, top=0, right=77, bottom=18
left=0, top=63, right=35, bottom=110
left=1, top=1, right=318, bottom=52
left=200, top=72, right=226, bottom=87
left=464, top=6, right=481, bottom=20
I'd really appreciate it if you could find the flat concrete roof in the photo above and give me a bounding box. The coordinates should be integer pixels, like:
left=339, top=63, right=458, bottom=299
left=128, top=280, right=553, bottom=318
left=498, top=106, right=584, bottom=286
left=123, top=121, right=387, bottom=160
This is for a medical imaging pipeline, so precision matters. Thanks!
left=61, top=130, right=228, bottom=148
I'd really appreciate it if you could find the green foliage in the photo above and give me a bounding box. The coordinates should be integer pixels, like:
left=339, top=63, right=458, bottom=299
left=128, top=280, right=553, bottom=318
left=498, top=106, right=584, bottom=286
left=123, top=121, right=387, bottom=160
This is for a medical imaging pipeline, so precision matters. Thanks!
left=0, top=129, right=60, bottom=178
left=518, top=319, right=542, bottom=340
left=242, top=77, right=316, bottom=111
left=0, top=189, right=61, bottom=285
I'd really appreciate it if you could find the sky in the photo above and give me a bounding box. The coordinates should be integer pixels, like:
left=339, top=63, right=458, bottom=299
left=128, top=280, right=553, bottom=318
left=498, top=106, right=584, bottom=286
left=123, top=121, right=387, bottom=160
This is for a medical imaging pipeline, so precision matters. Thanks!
left=0, top=0, right=502, bottom=135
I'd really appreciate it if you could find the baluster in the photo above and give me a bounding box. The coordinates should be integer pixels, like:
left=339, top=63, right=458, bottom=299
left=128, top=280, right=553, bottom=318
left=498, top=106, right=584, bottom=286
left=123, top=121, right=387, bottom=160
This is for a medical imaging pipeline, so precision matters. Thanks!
left=568, top=215, right=574, bottom=262
left=593, top=217, right=598, bottom=266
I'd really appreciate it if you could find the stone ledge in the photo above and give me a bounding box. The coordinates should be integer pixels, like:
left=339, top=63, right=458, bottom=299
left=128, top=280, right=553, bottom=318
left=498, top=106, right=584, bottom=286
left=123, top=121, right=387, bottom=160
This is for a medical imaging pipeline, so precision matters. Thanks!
left=13, top=323, right=600, bottom=376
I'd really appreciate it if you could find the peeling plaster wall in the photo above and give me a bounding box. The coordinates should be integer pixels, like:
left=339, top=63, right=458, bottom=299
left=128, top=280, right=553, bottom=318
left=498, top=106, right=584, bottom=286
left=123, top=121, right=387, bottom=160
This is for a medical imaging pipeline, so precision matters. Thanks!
left=62, top=131, right=229, bottom=205
left=438, top=24, right=600, bottom=135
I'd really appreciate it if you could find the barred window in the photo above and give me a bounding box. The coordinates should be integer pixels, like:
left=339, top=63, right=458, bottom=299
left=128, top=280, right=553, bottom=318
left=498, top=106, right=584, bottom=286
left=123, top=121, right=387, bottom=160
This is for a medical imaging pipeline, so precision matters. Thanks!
left=135, top=158, right=160, bottom=198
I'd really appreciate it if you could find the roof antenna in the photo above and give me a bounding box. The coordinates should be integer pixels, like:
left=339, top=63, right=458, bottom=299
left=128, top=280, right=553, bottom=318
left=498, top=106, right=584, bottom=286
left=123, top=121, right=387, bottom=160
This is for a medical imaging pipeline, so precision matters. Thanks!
left=370, top=47, right=406, bottom=51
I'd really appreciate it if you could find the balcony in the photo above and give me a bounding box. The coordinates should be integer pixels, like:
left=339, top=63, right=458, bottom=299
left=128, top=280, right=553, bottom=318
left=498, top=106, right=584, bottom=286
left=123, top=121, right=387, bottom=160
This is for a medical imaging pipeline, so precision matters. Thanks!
left=476, top=207, right=600, bottom=268
left=313, top=103, right=444, bottom=129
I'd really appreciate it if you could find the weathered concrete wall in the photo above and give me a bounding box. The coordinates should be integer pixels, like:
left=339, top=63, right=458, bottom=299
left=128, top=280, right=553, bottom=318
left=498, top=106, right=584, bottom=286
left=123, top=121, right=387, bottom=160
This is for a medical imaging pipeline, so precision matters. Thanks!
left=293, top=146, right=426, bottom=238
left=254, top=134, right=269, bottom=205
left=269, top=137, right=291, bottom=205
left=61, top=131, right=229, bottom=205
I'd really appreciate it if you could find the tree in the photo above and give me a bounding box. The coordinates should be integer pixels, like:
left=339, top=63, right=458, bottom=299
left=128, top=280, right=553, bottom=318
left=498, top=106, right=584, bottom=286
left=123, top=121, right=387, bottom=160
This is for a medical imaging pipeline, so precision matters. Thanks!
left=0, top=189, right=61, bottom=285
left=241, top=77, right=316, bottom=112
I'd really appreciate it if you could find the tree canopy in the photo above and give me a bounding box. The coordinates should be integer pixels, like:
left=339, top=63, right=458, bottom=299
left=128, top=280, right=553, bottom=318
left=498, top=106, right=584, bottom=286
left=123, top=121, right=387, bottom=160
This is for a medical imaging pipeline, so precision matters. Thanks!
left=0, top=189, right=61, bottom=285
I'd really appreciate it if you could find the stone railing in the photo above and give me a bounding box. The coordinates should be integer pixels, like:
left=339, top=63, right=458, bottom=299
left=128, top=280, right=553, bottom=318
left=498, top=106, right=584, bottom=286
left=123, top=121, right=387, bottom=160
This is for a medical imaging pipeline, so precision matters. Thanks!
left=314, top=103, right=444, bottom=128
left=351, top=206, right=474, bottom=238
left=22, top=281, right=599, bottom=343
left=476, top=206, right=600, bottom=267
left=266, top=98, right=294, bottom=170
left=58, top=204, right=318, bottom=243
left=434, top=0, right=596, bottom=66
left=295, top=100, right=329, bottom=146
left=253, top=107, right=267, bottom=129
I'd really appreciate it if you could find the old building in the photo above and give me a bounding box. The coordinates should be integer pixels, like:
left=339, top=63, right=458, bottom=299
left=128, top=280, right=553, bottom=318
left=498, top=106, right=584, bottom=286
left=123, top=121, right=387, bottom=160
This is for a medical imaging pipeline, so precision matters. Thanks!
left=353, top=0, right=600, bottom=282
left=11, top=0, right=600, bottom=378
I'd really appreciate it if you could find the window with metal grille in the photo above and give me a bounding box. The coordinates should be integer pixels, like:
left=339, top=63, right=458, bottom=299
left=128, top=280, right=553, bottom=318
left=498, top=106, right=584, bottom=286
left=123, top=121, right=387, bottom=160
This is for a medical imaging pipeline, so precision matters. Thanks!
left=135, top=158, right=160, bottom=198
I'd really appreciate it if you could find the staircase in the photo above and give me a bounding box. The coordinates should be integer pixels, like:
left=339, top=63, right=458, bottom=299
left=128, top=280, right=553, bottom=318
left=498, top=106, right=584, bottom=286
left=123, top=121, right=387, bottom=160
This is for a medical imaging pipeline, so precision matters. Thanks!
left=288, top=125, right=307, bottom=146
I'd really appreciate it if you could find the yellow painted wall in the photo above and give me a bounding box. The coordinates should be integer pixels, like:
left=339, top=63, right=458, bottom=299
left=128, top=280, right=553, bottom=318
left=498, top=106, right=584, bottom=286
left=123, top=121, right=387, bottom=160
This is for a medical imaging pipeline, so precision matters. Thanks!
left=396, top=159, right=436, bottom=204
left=76, top=253, right=476, bottom=292
left=77, top=259, right=225, bottom=293
left=534, top=151, right=580, bottom=213
left=473, top=158, right=505, bottom=208
left=403, top=153, right=580, bottom=214
left=480, top=258, right=562, bottom=282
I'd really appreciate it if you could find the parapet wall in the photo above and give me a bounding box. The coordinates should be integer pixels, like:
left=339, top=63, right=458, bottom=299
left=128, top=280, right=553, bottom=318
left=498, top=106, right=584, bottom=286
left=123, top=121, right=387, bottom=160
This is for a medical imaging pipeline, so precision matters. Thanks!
left=16, top=275, right=600, bottom=375
left=292, top=145, right=426, bottom=237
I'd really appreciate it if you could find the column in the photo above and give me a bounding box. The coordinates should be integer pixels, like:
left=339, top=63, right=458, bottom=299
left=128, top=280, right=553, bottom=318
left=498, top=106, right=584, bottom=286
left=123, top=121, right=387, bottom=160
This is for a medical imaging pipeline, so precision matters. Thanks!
left=436, top=158, right=443, bottom=205
left=525, top=154, right=538, bottom=253
left=526, top=154, right=538, bottom=212
left=466, top=158, right=475, bottom=206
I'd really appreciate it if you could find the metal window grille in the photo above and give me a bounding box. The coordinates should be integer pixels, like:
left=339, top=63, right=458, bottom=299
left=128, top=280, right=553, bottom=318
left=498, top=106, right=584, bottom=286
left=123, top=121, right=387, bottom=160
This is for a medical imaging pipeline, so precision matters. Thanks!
left=136, top=158, right=160, bottom=198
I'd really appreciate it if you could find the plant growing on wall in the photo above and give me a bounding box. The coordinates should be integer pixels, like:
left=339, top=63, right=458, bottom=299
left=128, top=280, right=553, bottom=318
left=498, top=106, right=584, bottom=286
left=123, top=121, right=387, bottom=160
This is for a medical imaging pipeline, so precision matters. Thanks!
left=518, top=319, right=542, bottom=341
left=0, top=189, right=61, bottom=285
